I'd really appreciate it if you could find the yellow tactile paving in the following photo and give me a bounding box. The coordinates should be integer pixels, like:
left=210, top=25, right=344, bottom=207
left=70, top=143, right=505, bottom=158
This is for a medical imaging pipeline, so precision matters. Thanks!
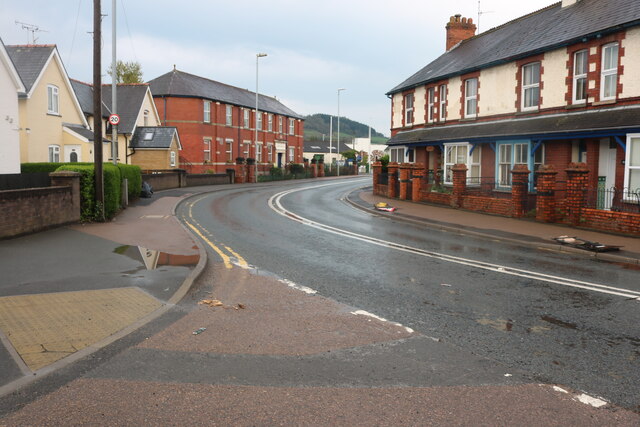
left=0, top=288, right=162, bottom=371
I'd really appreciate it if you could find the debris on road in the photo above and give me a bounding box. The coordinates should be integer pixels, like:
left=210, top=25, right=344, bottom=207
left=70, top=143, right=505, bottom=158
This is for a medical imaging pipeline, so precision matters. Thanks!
left=374, top=202, right=396, bottom=212
left=199, top=299, right=224, bottom=307
left=198, top=299, right=246, bottom=310
left=192, top=327, right=206, bottom=335
left=553, top=235, right=621, bottom=252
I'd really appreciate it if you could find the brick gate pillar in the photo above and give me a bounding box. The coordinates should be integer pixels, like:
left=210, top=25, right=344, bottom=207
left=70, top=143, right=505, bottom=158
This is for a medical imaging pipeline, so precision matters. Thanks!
left=510, top=164, right=531, bottom=218
left=388, top=162, right=399, bottom=198
left=318, top=159, right=325, bottom=177
left=398, top=163, right=411, bottom=200
left=246, top=158, right=256, bottom=183
left=535, top=164, right=558, bottom=223
left=412, top=163, right=425, bottom=202
left=565, top=162, right=589, bottom=226
left=235, top=158, right=245, bottom=183
left=310, top=159, right=318, bottom=178
left=451, top=163, right=467, bottom=208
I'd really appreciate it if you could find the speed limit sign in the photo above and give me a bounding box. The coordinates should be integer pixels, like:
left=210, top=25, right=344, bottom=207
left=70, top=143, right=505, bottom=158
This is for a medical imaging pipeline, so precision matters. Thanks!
left=109, top=114, right=120, bottom=125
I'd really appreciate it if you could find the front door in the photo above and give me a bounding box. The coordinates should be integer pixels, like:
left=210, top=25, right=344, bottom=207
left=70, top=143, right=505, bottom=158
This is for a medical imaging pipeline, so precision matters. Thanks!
left=598, top=139, right=617, bottom=209
left=64, top=145, right=81, bottom=163
left=277, top=153, right=283, bottom=168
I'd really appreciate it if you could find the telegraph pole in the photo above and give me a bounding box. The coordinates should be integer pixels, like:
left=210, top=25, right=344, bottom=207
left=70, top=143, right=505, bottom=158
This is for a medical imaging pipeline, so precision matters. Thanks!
left=111, top=0, right=118, bottom=165
left=93, top=0, right=104, bottom=220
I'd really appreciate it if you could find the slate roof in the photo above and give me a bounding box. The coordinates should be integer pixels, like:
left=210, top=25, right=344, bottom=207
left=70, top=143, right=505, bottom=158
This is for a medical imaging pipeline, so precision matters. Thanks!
left=130, top=126, right=179, bottom=149
left=148, top=69, right=303, bottom=119
left=387, top=105, right=640, bottom=146
left=304, top=140, right=354, bottom=153
left=5, top=45, right=55, bottom=94
left=64, top=124, right=110, bottom=143
left=70, top=80, right=111, bottom=118
left=388, top=0, right=640, bottom=94
left=102, top=84, right=150, bottom=134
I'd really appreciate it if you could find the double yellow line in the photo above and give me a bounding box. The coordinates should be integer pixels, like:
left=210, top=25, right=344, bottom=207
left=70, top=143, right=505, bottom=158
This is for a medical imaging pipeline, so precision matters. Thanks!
left=182, top=196, right=248, bottom=270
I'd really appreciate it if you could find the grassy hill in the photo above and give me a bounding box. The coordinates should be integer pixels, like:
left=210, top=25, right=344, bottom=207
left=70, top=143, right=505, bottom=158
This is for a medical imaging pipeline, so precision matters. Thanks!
left=304, top=114, right=388, bottom=144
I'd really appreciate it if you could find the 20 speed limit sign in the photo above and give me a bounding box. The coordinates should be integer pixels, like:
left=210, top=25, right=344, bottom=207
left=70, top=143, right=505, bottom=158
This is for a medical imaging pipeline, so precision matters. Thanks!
left=108, top=114, right=120, bottom=125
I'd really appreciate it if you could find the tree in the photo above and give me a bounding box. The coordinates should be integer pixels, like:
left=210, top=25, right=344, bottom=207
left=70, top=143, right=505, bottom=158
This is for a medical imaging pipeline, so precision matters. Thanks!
left=107, top=60, right=143, bottom=84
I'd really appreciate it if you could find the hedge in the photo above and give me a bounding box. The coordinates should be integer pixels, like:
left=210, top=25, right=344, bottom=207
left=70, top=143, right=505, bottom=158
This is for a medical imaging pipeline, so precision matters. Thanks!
left=117, top=164, right=141, bottom=201
left=21, top=163, right=67, bottom=173
left=56, top=164, right=96, bottom=220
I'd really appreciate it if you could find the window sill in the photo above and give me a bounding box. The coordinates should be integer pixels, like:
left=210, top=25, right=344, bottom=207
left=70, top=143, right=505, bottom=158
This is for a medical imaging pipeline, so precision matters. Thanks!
left=461, top=117, right=477, bottom=121
left=47, top=112, right=61, bottom=117
left=515, top=109, right=539, bottom=116
left=592, top=99, right=616, bottom=106
left=566, top=102, right=586, bottom=109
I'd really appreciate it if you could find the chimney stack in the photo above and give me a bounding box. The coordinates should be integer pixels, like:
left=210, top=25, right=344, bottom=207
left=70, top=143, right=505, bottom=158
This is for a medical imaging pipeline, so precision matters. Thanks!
left=446, top=14, right=476, bottom=51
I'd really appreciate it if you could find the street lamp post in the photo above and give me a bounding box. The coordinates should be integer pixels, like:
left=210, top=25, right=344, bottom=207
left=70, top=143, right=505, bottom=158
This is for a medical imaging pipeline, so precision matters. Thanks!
left=337, top=88, right=345, bottom=176
left=255, top=53, right=267, bottom=182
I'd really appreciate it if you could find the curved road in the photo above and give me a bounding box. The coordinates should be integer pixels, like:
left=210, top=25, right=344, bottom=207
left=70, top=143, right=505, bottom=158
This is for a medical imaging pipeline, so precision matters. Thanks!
left=177, top=177, right=640, bottom=411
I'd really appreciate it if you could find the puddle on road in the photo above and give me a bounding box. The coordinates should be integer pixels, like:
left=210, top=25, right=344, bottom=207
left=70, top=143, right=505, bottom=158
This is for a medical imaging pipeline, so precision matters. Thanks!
left=114, top=245, right=199, bottom=270
left=540, top=315, right=578, bottom=330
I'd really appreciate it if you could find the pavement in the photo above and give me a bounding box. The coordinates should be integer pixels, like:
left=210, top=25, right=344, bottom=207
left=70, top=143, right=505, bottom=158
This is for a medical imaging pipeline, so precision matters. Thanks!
left=0, top=178, right=639, bottom=425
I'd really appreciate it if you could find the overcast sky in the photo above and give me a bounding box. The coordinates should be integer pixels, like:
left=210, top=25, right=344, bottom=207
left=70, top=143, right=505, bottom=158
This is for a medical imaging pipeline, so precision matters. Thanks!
left=1, top=0, right=558, bottom=136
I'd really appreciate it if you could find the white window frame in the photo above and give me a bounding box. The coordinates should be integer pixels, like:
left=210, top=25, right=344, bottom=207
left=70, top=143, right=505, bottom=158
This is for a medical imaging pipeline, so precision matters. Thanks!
left=427, top=87, right=435, bottom=123
left=439, top=84, right=447, bottom=121
left=48, top=144, right=60, bottom=162
left=47, top=85, right=59, bottom=115
left=203, top=138, right=211, bottom=162
left=243, top=140, right=250, bottom=158
left=625, top=134, right=640, bottom=198
left=601, top=43, right=619, bottom=101
left=268, top=144, right=273, bottom=162
left=404, top=93, right=414, bottom=125
left=464, top=78, right=477, bottom=118
left=225, top=105, right=233, bottom=126
left=268, top=114, right=273, bottom=132
left=498, top=144, right=513, bottom=187
left=289, top=118, right=295, bottom=135
left=256, top=111, right=262, bottom=130
left=288, top=147, right=295, bottom=162
left=203, top=101, right=211, bottom=123
left=390, top=147, right=404, bottom=163
left=170, top=151, right=176, bottom=167
left=279, top=116, right=283, bottom=133
left=522, top=62, right=540, bottom=111
left=243, top=109, right=249, bottom=128
left=226, top=139, right=233, bottom=161
left=443, top=143, right=480, bottom=185
left=573, top=50, right=588, bottom=104
left=256, top=142, right=263, bottom=162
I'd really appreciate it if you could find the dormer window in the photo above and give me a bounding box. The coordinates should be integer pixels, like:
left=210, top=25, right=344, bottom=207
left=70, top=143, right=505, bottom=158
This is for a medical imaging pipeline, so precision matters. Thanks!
left=601, top=43, right=618, bottom=101
left=144, top=132, right=154, bottom=141
left=522, top=62, right=540, bottom=110
left=47, top=85, right=59, bottom=115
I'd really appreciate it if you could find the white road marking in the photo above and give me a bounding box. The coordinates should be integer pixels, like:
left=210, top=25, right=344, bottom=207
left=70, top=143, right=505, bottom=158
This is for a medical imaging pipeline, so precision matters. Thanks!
left=268, top=184, right=640, bottom=301
left=553, top=386, right=569, bottom=394
left=279, top=279, right=317, bottom=295
left=575, top=393, right=608, bottom=408
left=351, top=309, right=415, bottom=333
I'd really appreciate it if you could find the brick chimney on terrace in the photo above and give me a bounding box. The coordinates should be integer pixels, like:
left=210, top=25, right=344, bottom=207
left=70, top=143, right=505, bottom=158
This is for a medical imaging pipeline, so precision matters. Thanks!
left=446, top=14, right=476, bottom=51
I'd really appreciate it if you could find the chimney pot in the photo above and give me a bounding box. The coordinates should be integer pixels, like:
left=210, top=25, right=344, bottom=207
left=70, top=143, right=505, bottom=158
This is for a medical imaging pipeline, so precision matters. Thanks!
left=446, top=14, right=477, bottom=51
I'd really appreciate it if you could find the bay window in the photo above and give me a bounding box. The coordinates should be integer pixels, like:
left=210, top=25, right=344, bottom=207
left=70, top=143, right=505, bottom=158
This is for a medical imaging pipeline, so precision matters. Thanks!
left=444, top=143, right=481, bottom=184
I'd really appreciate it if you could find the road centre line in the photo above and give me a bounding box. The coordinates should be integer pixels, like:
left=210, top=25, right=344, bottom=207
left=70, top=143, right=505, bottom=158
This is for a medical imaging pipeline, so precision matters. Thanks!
left=182, top=196, right=249, bottom=269
left=268, top=183, right=640, bottom=301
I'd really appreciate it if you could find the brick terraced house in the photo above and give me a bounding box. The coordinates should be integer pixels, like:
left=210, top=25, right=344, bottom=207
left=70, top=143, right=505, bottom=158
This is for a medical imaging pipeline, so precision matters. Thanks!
left=384, top=0, right=640, bottom=232
left=148, top=68, right=304, bottom=174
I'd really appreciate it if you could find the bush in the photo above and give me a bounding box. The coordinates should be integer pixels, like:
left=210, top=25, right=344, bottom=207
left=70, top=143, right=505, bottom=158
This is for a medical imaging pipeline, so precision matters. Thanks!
left=103, top=164, right=122, bottom=218
left=22, top=162, right=69, bottom=173
left=118, top=164, right=141, bottom=201
left=270, top=166, right=283, bottom=177
left=56, top=164, right=96, bottom=221
left=288, top=163, right=305, bottom=175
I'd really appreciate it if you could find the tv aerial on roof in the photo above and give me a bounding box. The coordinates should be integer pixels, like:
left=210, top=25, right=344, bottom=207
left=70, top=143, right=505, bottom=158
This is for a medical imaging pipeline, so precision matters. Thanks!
left=15, top=21, right=48, bottom=44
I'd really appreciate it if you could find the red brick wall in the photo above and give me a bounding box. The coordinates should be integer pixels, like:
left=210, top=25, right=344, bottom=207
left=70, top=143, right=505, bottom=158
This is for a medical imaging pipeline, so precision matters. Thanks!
left=155, top=96, right=304, bottom=174
left=580, top=208, right=640, bottom=236
left=461, top=195, right=513, bottom=216
left=421, top=191, right=451, bottom=205
left=0, top=187, right=77, bottom=239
